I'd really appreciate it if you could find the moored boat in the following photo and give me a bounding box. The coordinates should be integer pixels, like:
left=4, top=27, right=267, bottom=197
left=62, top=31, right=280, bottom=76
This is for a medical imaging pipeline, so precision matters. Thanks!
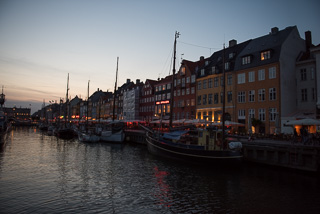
left=144, top=125, right=242, bottom=164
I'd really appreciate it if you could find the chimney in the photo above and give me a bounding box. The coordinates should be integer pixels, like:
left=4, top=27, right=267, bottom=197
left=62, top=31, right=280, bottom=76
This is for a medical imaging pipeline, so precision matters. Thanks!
left=305, top=31, right=312, bottom=51
left=126, top=79, right=131, bottom=84
left=229, top=39, right=237, bottom=47
left=200, top=56, right=204, bottom=61
left=136, top=79, right=140, bottom=84
left=271, top=27, right=279, bottom=34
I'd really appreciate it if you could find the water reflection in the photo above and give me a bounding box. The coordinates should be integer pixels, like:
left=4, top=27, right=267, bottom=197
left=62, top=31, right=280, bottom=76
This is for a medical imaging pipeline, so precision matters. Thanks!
left=0, top=127, right=319, bottom=213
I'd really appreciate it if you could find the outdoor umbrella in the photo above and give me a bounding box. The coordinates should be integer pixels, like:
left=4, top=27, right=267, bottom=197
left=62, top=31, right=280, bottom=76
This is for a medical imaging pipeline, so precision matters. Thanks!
left=285, top=118, right=320, bottom=126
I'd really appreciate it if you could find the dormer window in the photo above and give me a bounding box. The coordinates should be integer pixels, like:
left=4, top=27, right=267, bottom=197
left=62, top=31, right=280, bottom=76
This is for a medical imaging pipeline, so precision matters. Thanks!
left=224, top=62, right=230, bottom=71
left=180, top=67, right=186, bottom=76
left=201, top=69, right=205, bottom=76
left=205, top=61, right=209, bottom=66
left=261, top=50, right=271, bottom=61
left=229, top=53, right=234, bottom=59
left=212, top=66, right=216, bottom=74
left=242, top=55, right=251, bottom=65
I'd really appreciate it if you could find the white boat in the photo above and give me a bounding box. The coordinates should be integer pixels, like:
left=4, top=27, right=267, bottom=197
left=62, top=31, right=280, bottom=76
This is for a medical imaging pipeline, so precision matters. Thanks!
left=99, top=121, right=125, bottom=143
left=78, top=80, right=100, bottom=143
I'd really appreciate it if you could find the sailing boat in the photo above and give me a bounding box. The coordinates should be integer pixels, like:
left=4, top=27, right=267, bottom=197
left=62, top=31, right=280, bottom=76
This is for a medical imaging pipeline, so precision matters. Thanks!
left=78, top=80, right=100, bottom=142
left=0, top=86, right=11, bottom=140
left=100, top=57, right=125, bottom=143
left=142, top=32, right=242, bottom=163
left=56, top=73, right=76, bottom=140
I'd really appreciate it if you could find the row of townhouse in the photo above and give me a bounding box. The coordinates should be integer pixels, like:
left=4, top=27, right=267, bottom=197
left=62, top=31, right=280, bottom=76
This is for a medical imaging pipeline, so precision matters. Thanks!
left=37, top=26, right=319, bottom=135
left=137, top=26, right=319, bottom=135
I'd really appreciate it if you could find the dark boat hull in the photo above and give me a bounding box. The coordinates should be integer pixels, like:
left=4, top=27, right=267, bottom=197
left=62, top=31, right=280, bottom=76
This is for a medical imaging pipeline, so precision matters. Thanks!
left=146, top=134, right=242, bottom=164
left=57, top=128, right=75, bottom=140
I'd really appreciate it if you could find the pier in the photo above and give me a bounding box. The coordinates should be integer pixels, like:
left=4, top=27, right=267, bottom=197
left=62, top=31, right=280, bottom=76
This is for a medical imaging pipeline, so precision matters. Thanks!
left=240, top=139, right=320, bottom=172
left=124, top=129, right=320, bottom=172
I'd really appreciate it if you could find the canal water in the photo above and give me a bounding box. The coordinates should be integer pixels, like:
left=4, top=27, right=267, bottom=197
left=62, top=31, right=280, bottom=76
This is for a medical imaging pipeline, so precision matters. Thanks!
left=0, top=127, right=319, bottom=214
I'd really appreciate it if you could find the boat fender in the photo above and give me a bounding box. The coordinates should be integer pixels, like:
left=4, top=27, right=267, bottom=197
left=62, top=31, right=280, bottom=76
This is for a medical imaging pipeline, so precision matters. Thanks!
left=228, top=141, right=242, bottom=150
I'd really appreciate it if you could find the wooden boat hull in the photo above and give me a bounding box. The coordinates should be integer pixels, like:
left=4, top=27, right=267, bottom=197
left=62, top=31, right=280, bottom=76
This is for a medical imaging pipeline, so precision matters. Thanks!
left=146, top=134, right=242, bottom=164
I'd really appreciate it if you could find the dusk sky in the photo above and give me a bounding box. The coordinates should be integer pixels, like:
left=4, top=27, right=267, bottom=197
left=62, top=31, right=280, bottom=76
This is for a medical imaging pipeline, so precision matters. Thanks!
left=0, top=0, right=319, bottom=114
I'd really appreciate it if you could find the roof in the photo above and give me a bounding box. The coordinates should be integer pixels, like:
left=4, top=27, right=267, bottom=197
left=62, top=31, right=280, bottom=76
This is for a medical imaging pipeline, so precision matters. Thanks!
left=234, top=26, right=297, bottom=70
left=196, top=39, right=251, bottom=78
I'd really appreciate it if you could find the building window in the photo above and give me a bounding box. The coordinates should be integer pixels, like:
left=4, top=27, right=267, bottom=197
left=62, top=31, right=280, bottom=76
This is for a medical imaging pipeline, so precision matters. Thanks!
left=203, top=80, right=207, bottom=89
left=242, top=55, right=251, bottom=65
left=177, top=90, right=180, bottom=96
left=191, top=99, right=195, bottom=106
left=180, top=67, right=186, bottom=75
left=269, top=88, right=276, bottom=101
left=300, top=69, right=307, bottom=81
left=208, top=94, right=213, bottom=104
left=237, top=73, right=245, bottom=84
left=269, top=67, right=276, bottom=79
left=258, top=69, right=265, bottom=81
left=197, top=96, right=201, bottom=105
left=259, top=108, right=266, bottom=121
left=177, top=78, right=181, bottom=85
left=238, top=91, right=246, bottom=103
left=312, top=88, right=315, bottom=101
left=162, top=84, right=166, bottom=90
left=214, top=77, right=219, bottom=87
left=260, top=50, right=271, bottom=61
left=181, top=89, right=185, bottom=96
left=167, top=83, right=171, bottom=90
left=203, top=94, right=207, bottom=105
left=248, top=71, right=255, bottom=82
left=186, top=76, right=190, bottom=83
left=167, top=93, right=171, bottom=99
left=182, top=78, right=185, bottom=87
left=197, top=81, right=201, bottom=90
left=208, top=78, right=213, bottom=88
left=301, top=88, right=307, bottom=101
left=225, top=62, right=230, bottom=70
left=186, top=88, right=190, bottom=95
left=191, top=87, right=195, bottom=94
left=258, top=89, right=265, bottom=101
left=214, top=93, right=219, bottom=104
left=311, top=67, right=315, bottom=80
left=249, top=90, right=255, bottom=102
left=212, top=66, right=216, bottom=74
left=186, top=99, right=190, bottom=107
left=227, top=74, right=232, bottom=85
left=227, top=91, right=232, bottom=103
left=238, top=109, right=245, bottom=119
left=248, top=109, right=255, bottom=119
left=269, top=108, right=277, bottom=121
left=191, top=75, right=196, bottom=83
left=220, top=76, right=224, bottom=86
left=201, top=69, right=205, bottom=76
left=198, top=112, right=201, bottom=119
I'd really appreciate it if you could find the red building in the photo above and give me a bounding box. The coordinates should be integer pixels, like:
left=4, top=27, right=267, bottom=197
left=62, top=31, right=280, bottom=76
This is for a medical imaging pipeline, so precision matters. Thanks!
left=139, top=79, right=157, bottom=122
left=172, top=58, right=206, bottom=120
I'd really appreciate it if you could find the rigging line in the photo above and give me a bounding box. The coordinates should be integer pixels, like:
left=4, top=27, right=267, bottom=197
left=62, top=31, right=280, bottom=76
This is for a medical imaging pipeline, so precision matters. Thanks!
left=178, top=40, right=220, bottom=50
left=160, top=46, right=173, bottom=78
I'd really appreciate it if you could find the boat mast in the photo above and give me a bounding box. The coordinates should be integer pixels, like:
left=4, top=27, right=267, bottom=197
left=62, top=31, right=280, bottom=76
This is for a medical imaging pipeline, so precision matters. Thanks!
left=222, top=44, right=226, bottom=149
left=112, top=57, right=119, bottom=121
left=86, top=80, right=90, bottom=132
left=169, top=31, right=180, bottom=128
left=65, top=73, right=69, bottom=127
left=0, top=86, right=5, bottom=110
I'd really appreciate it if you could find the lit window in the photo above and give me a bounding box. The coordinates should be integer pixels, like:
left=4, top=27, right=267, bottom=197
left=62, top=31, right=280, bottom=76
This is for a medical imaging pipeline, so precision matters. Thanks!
left=261, top=50, right=271, bottom=60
